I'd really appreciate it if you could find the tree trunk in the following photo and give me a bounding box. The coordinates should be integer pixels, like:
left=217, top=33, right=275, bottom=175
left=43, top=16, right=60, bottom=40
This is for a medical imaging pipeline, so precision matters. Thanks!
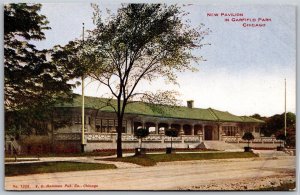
left=171, top=137, right=173, bottom=149
left=116, top=117, right=123, bottom=158
left=248, top=140, right=250, bottom=148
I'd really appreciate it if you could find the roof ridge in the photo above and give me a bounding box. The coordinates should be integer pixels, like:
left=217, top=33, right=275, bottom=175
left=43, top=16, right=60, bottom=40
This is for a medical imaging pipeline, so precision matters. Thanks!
left=77, top=93, right=210, bottom=111
left=240, top=115, right=265, bottom=123
left=68, top=94, right=263, bottom=123
left=208, top=108, right=219, bottom=121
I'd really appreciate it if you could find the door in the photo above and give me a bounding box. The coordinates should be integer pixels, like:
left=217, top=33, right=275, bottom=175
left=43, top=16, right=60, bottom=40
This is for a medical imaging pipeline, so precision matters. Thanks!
left=204, top=126, right=213, bottom=140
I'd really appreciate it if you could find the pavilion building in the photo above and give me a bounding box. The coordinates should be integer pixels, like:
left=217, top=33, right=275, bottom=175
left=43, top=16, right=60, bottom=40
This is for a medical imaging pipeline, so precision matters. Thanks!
left=5, top=95, right=281, bottom=154
left=46, top=95, right=279, bottom=153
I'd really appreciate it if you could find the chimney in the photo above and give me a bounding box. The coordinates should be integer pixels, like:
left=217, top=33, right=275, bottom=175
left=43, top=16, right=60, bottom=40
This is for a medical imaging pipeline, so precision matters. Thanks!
left=187, top=100, right=194, bottom=108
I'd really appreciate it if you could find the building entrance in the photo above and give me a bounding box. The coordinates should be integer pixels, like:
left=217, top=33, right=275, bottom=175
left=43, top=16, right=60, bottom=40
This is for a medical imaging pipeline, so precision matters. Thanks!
left=204, top=126, right=213, bottom=140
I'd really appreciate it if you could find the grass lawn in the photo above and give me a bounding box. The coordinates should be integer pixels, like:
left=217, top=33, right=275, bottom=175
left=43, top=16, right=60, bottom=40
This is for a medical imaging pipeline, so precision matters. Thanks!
left=105, top=152, right=258, bottom=166
left=5, top=161, right=116, bottom=177
left=5, top=149, right=215, bottom=159
left=5, top=151, right=116, bottom=158
left=106, top=155, right=157, bottom=166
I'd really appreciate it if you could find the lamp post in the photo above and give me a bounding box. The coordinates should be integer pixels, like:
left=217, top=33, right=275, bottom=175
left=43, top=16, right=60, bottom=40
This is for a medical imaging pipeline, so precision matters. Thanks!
left=81, top=23, right=85, bottom=153
left=284, top=78, right=287, bottom=148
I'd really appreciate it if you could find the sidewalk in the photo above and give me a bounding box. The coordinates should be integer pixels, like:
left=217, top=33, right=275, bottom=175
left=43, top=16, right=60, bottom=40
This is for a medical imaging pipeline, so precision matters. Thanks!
left=5, top=153, right=140, bottom=169
left=6, top=150, right=289, bottom=168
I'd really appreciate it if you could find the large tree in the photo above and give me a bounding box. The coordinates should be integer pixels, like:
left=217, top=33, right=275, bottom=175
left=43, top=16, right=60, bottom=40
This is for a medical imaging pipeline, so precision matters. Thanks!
left=86, top=4, right=209, bottom=157
left=62, top=4, right=209, bottom=157
left=4, top=3, right=75, bottom=136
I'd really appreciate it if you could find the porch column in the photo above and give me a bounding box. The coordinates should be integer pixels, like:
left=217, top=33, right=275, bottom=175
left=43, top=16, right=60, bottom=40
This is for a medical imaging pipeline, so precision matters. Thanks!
left=191, top=124, right=195, bottom=136
left=179, top=124, right=184, bottom=135
left=155, top=122, right=159, bottom=134
left=130, top=120, right=134, bottom=134
left=218, top=125, right=222, bottom=141
left=202, top=125, right=205, bottom=140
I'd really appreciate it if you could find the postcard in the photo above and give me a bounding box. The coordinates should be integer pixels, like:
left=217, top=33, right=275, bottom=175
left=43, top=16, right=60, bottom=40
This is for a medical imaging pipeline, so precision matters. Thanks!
left=4, top=2, right=296, bottom=191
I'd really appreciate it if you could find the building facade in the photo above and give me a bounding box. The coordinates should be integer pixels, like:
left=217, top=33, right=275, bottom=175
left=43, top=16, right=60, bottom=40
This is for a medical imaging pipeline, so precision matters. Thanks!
left=5, top=95, right=281, bottom=154
left=48, top=95, right=280, bottom=153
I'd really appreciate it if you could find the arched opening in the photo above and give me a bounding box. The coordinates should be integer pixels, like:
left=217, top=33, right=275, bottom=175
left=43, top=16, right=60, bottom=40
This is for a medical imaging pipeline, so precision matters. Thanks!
left=133, top=122, right=143, bottom=132
left=145, top=122, right=156, bottom=134
left=194, top=125, right=202, bottom=135
left=158, top=123, right=168, bottom=134
left=204, top=125, right=213, bottom=140
left=183, top=124, right=192, bottom=135
left=171, top=124, right=180, bottom=132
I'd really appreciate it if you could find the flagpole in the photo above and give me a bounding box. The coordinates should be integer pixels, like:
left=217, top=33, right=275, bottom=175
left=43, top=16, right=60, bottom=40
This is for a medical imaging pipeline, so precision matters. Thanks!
left=81, top=23, right=85, bottom=153
left=284, top=78, right=287, bottom=137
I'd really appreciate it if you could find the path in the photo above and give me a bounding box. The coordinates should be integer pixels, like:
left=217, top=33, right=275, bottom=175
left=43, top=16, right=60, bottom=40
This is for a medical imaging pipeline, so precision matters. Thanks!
left=5, top=155, right=295, bottom=190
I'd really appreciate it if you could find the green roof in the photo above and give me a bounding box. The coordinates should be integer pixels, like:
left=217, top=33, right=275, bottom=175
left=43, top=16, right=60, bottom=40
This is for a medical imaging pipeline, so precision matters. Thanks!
left=240, top=116, right=265, bottom=123
left=56, top=95, right=264, bottom=123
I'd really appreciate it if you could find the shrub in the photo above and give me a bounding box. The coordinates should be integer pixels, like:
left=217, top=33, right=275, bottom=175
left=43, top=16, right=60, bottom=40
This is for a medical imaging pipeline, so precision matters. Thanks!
left=242, top=132, right=254, bottom=148
left=165, top=128, right=179, bottom=149
left=134, top=128, right=149, bottom=148
left=276, top=133, right=286, bottom=147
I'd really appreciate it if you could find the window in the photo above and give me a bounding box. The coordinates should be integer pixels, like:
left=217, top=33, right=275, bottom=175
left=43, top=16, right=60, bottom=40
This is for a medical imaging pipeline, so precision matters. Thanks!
left=74, top=116, right=82, bottom=124
left=88, top=117, right=91, bottom=125
left=95, top=118, right=127, bottom=133
left=96, top=118, right=101, bottom=125
left=96, top=125, right=101, bottom=132
left=222, top=126, right=238, bottom=136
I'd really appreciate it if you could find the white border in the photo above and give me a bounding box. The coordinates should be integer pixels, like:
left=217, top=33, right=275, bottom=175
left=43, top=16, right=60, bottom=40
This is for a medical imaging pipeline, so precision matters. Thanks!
left=0, top=1, right=298, bottom=195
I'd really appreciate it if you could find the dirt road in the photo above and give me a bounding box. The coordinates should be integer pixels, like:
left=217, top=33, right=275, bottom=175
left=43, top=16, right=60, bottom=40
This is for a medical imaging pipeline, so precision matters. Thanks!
left=5, top=156, right=295, bottom=190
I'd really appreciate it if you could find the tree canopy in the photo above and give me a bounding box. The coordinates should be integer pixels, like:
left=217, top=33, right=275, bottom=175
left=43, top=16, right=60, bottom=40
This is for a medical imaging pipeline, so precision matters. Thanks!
left=251, top=112, right=295, bottom=147
left=134, top=128, right=150, bottom=139
left=242, top=132, right=254, bottom=147
left=134, top=128, right=150, bottom=148
left=242, top=132, right=254, bottom=141
left=276, top=133, right=286, bottom=141
left=4, top=3, right=75, bottom=135
left=84, top=4, right=208, bottom=98
left=165, top=128, right=179, bottom=149
left=81, top=4, right=209, bottom=157
left=53, top=4, right=209, bottom=157
left=165, top=128, right=179, bottom=137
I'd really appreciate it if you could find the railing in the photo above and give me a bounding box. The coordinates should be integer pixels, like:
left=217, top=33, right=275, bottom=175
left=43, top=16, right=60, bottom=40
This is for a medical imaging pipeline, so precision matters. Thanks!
left=54, top=132, right=203, bottom=143
left=180, top=135, right=201, bottom=142
left=222, top=135, right=281, bottom=144
left=5, top=139, right=21, bottom=155
left=54, top=133, right=81, bottom=141
left=122, top=134, right=137, bottom=142
left=222, top=136, right=239, bottom=143
left=87, top=133, right=114, bottom=142
left=54, top=132, right=282, bottom=145
left=143, top=134, right=162, bottom=142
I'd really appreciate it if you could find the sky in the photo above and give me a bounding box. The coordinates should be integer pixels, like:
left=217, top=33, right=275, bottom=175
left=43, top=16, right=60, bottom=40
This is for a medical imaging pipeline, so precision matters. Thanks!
left=31, top=3, right=296, bottom=117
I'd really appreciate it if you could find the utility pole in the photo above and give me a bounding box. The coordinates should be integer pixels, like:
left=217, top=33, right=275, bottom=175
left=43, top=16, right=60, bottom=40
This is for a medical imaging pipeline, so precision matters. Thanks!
left=81, top=23, right=85, bottom=153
